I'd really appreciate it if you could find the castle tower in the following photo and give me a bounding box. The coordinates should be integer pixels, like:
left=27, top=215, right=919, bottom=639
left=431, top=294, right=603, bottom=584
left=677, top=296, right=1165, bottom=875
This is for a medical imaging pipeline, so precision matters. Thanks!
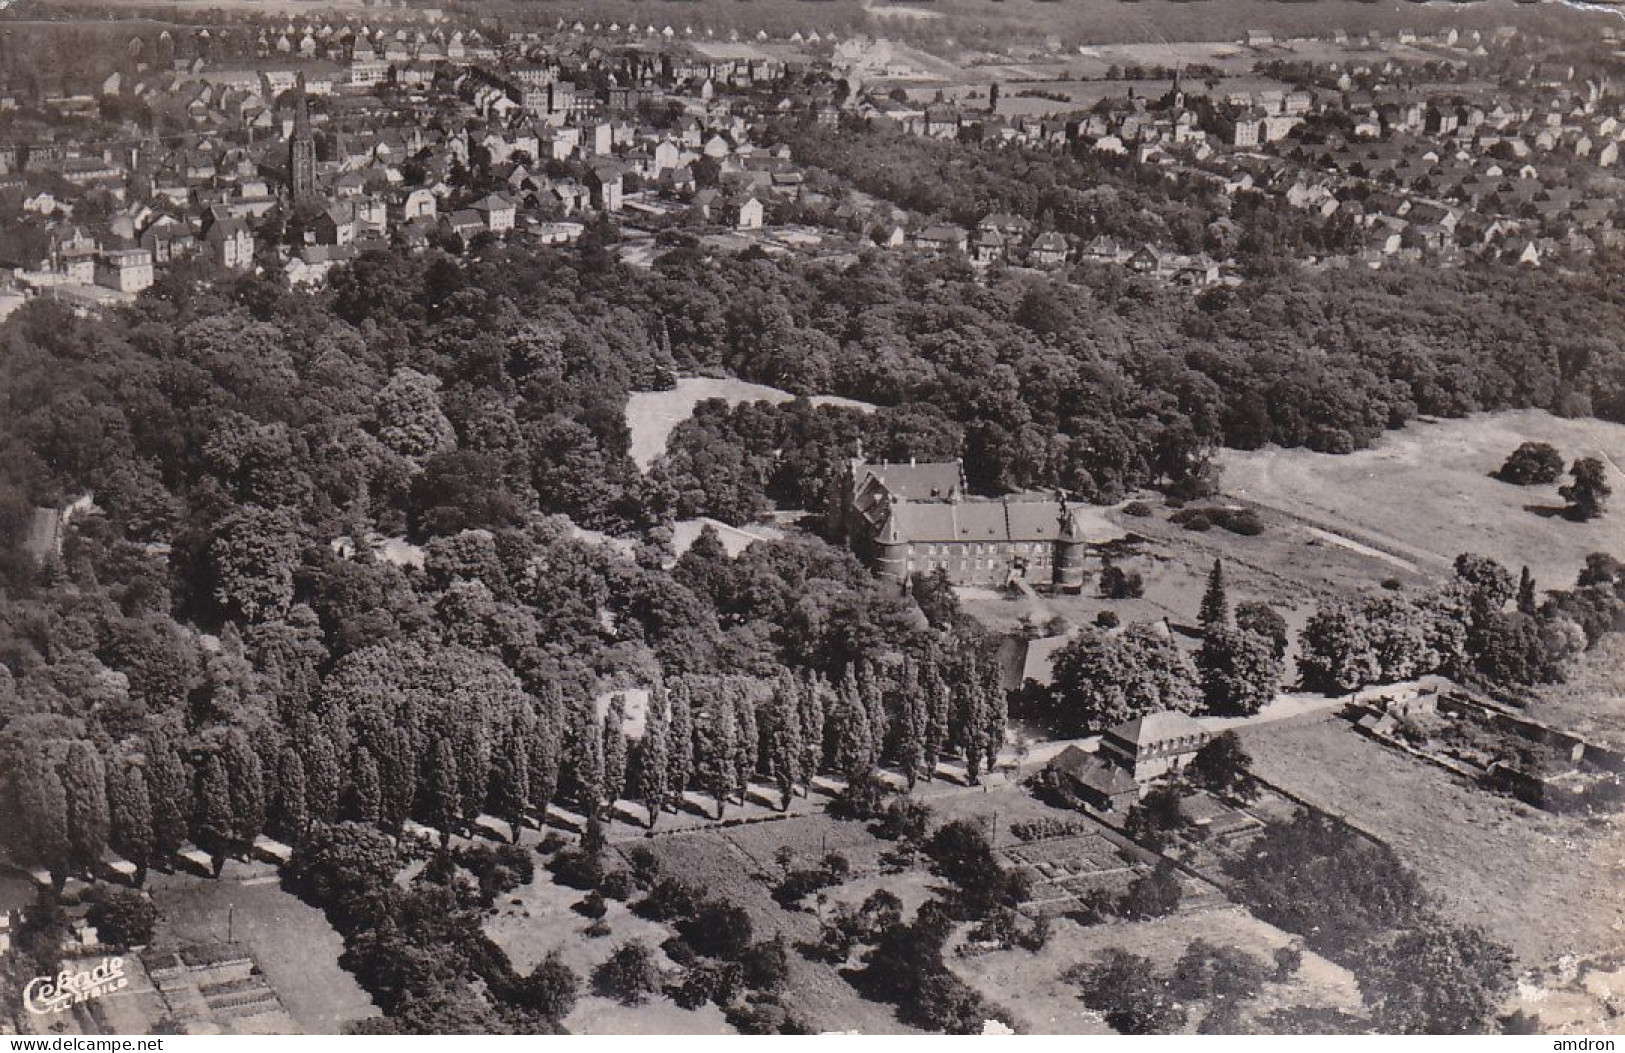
left=288, top=73, right=316, bottom=203
left=871, top=493, right=910, bottom=583
left=1053, top=493, right=1087, bottom=592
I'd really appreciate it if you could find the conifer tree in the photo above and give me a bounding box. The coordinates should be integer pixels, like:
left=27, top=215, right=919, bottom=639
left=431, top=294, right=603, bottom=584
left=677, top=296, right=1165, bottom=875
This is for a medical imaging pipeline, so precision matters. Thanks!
left=1200, top=559, right=1230, bottom=633
left=1517, top=566, right=1537, bottom=616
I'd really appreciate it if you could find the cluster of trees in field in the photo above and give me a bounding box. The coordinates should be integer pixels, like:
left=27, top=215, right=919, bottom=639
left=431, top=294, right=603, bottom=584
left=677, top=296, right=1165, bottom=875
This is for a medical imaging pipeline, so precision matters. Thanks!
left=1024, top=559, right=1286, bottom=735
left=1299, top=552, right=1625, bottom=694
left=1028, top=547, right=1624, bottom=739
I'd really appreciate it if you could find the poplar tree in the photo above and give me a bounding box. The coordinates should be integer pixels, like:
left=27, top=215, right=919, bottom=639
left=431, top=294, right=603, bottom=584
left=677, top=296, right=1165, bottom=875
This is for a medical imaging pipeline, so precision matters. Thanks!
left=489, top=724, right=530, bottom=842
left=923, top=658, right=951, bottom=780
left=426, top=737, right=461, bottom=845
left=731, top=681, right=758, bottom=805
left=1200, top=559, right=1230, bottom=633
left=667, top=679, right=695, bottom=811
left=769, top=672, right=805, bottom=810
left=796, top=672, right=826, bottom=793
left=275, top=747, right=309, bottom=841
left=857, top=660, right=888, bottom=761
left=697, top=685, right=737, bottom=819
left=895, top=656, right=927, bottom=789
left=832, top=667, right=874, bottom=778
left=17, top=752, right=70, bottom=885
left=346, top=745, right=382, bottom=826
left=638, top=685, right=671, bottom=828
left=603, top=693, right=629, bottom=808
left=194, top=753, right=235, bottom=874
left=1517, top=566, right=1537, bottom=616
left=63, top=741, right=110, bottom=874
left=569, top=693, right=605, bottom=818
left=300, top=728, right=341, bottom=824
left=107, top=758, right=153, bottom=883
left=223, top=730, right=266, bottom=847
left=981, top=650, right=1008, bottom=778
left=527, top=684, right=564, bottom=819
left=143, top=729, right=191, bottom=860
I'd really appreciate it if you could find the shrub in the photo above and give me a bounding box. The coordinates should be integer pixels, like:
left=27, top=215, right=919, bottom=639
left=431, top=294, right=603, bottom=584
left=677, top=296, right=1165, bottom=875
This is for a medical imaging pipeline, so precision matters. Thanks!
left=637, top=878, right=704, bottom=922
left=592, top=941, right=662, bottom=1005
left=1095, top=610, right=1120, bottom=629
left=1009, top=817, right=1086, bottom=842
left=1122, top=501, right=1154, bottom=517
left=1214, top=508, right=1264, bottom=536
left=600, top=869, right=635, bottom=901
left=1172, top=509, right=1213, bottom=532
left=1098, top=563, right=1145, bottom=599
left=86, top=888, right=158, bottom=947
left=574, top=890, right=608, bottom=919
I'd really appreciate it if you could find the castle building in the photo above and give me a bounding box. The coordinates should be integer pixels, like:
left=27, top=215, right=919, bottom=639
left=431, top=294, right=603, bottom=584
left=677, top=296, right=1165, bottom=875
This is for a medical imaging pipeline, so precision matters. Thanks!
left=829, top=459, right=1122, bottom=592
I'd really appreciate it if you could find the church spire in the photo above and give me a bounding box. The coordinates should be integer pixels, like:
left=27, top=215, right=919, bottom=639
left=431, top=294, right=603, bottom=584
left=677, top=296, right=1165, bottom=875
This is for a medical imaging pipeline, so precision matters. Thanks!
left=288, top=72, right=316, bottom=203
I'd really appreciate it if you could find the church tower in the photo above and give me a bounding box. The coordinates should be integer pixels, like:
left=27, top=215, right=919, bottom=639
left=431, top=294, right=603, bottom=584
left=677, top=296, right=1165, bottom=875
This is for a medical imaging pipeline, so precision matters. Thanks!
left=288, top=73, right=316, bottom=203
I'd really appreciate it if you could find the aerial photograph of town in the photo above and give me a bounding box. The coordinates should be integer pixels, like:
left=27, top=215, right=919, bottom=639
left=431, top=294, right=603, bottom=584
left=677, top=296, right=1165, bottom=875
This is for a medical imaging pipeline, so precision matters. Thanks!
left=0, top=0, right=1621, bottom=1040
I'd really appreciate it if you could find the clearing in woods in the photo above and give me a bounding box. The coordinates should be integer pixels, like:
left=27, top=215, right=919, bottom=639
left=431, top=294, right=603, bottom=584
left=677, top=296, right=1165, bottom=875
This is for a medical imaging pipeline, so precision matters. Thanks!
left=625, top=376, right=874, bottom=471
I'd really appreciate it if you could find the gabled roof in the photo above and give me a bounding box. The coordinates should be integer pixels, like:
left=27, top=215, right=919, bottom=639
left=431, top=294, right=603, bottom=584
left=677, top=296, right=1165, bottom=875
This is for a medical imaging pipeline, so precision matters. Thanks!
left=1049, top=745, right=1139, bottom=796
left=1107, top=709, right=1206, bottom=749
left=854, top=461, right=962, bottom=501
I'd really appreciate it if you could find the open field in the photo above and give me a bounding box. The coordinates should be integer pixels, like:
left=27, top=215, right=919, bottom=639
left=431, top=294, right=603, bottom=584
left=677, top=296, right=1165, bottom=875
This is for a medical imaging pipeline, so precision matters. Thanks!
left=625, top=376, right=874, bottom=471
left=953, top=902, right=1363, bottom=1034
left=1238, top=718, right=1625, bottom=967
left=484, top=862, right=734, bottom=1035
left=1220, top=410, right=1625, bottom=592
left=148, top=868, right=379, bottom=1034
left=636, top=822, right=923, bottom=1034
